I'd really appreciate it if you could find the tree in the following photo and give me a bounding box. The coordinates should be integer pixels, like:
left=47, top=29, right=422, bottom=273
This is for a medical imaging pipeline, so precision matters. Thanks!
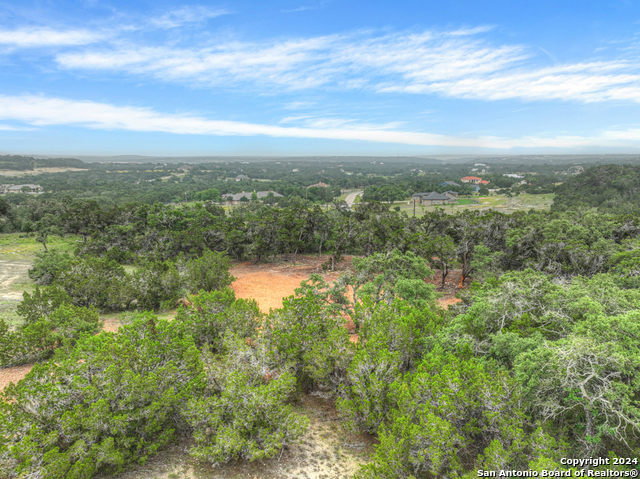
left=185, top=334, right=308, bottom=466
left=516, top=311, right=640, bottom=457
left=33, top=213, right=64, bottom=252
left=182, top=250, right=235, bottom=294
left=28, top=250, right=72, bottom=285
left=174, top=288, right=260, bottom=351
left=0, top=315, right=205, bottom=478
left=336, top=249, right=437, bottom=312
left=56, top=256, right=131, bottom=310
left=425, top=235, right=458, bottom=289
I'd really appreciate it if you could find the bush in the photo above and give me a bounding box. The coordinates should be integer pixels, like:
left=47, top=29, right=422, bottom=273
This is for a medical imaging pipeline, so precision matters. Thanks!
left=16, top=285, right=71, bottom=325
left=28, top=250, right=72, bottom=285
left=185, top=334, right=308, bottom=467
left=0, top=314, right=205, bottom=477
left=182, top=250, right=235, bottom=294
left=262, top=286, right=353, bottom=391
left=130, top=259, right=181, bottom=311
left=174, top=288, right=261, bottom=351
left=336, top=336, right=402, bottom=434
left=354, top=350, right=551, bottom=478
left=56, top=256, right=131, bottom=310
left=1, top=304, right=101, bottom=367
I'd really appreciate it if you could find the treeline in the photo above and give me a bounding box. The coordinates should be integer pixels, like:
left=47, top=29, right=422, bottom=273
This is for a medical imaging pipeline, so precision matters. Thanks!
left=553, top=164, right=640, bottom=214
left=0, top=155, right=88, bottom=171
left=2, top=198, right=639, bottom=285
left=0, top=156, right=584, bottom=207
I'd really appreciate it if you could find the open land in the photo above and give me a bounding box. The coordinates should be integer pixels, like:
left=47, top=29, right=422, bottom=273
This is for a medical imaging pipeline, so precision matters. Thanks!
left=0, top=167, right=88, bottom=176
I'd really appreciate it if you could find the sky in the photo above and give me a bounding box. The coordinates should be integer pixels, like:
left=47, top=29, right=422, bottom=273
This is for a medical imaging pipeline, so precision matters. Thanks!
left=2, top=0, right=640, bottom=156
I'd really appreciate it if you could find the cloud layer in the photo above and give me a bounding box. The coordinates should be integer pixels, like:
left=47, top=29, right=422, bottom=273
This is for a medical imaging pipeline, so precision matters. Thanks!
left=2, top=94, right=640, bottom=149
left=46, top=26, right=640, bottom=104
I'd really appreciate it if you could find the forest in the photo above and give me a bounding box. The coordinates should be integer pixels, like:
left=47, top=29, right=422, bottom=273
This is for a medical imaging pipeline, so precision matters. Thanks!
left=1, top=160, right=640, bottom=477
left=1, top=154, right=634, bottom=208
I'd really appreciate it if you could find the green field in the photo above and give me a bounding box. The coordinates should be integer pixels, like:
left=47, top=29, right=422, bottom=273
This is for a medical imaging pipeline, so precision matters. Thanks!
left=0, top=233, right=80, bottom=262
left=396, top=193, right=554, bottom=217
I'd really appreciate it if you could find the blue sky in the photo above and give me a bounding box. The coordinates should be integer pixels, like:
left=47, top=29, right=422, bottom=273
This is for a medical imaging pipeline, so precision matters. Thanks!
left=2, top=0, right=640, bottom=155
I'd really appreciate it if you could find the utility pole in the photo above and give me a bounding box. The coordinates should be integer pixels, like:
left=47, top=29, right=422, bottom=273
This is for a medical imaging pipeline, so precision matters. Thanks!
left=413, top=199, right=416, bottom=218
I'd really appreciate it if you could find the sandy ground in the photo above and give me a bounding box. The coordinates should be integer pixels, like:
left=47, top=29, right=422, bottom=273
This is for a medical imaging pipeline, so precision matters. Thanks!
left=229, top=255, right=344, bottom=313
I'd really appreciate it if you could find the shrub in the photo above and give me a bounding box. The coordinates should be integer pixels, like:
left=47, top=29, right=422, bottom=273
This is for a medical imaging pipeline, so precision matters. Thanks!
left=354, top=351, right=549, bottom=478
left=336, top=335, right=402, bottom=434
left=185, top=334, right=308, bottom=467
left=28, top=250, right=72, bottom=285
left=1, top=304, right=101, bottom=367
left=130, top=259, right=181, bottom=311
left=262, top=286, right=353, bottom=391
left=56, top=256, right=131, bottom=310
left=174, top=288, right=261, bottom=351
left=182, top=250, right=235, bottom=294
left=16, top=285, right=71, bottom=325
left=0, top=314, right=205, bottom=478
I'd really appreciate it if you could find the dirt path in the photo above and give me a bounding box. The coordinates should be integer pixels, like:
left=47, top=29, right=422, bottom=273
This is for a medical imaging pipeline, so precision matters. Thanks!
left=0, top=259, right=31, bottom=301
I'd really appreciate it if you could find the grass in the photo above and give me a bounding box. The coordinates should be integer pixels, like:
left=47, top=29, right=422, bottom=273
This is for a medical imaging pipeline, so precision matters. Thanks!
left=0, top=299, right=23, bottom=329
left=396, top=193, right=554, bottom=217
left=0, top=233, right=81, bottom=262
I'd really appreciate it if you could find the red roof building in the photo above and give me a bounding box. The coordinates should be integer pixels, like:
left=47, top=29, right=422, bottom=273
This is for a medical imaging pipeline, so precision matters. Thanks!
left=478, top=180, right=490, bottom=185
left=461, top=176, right=482, bottom=184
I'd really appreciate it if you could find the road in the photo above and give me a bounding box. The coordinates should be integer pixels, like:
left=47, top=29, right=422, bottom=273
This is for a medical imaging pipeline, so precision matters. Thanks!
left=344, top=191, right=363, bottom=207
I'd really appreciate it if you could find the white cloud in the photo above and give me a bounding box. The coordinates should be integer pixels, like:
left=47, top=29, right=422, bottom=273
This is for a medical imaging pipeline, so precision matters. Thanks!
left=2, top=94, right=640, bottom=149
left=0, top=28, right=104, bottom=47
left=150, top=6, right=230, bottom=28
left=48, top=25, right=640, bottom=104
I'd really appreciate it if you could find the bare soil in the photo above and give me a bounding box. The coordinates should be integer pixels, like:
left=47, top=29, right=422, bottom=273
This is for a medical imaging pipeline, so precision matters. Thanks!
left=229, top=255, right=347, bottom=313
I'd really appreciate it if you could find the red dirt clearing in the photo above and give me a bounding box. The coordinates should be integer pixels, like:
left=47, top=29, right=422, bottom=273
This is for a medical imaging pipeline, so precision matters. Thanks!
left=0, top=363, right=33, bottom=392
left=229, top=256, right=344, bottom=313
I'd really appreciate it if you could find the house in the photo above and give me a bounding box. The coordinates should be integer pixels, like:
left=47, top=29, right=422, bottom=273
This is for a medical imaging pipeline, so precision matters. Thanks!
left=461, top=176, right=482, bottom=184
left=292, top=169, right=299, bottom=173
left=307, top=182, right=330, bottom=188
left=177, top=165, right=192, bottom=172
left=224, top=190, right=283, bottom=204
left=503, top=174, right=524, bottom=179
left=412, top=192, right=457, bottom=206
left=235, top=174, right=250, bottom=181
left=440, top=181, right=461, bottom=187
left=444, top=191, right=459, bottom=199
left=478, top=180, right=490, bottom=185
left=2, top=184, right=43, bottom=194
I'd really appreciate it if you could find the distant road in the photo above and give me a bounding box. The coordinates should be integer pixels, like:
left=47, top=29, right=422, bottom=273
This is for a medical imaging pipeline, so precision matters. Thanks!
left=345, top=191, right=363, bottom=207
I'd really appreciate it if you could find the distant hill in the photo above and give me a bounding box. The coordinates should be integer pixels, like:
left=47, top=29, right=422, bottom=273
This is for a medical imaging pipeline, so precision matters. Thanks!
left=552, top=164, right=640, bottom=214
left=0, top=155, right=88, bottom=171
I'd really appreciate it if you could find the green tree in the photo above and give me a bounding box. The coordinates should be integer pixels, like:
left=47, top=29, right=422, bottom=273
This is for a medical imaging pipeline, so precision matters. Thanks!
left=0, top=315, right=205, bottom=477
left=185, top=333, right=308, bottom=467
left=182, top=250, right=235, bottom=294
